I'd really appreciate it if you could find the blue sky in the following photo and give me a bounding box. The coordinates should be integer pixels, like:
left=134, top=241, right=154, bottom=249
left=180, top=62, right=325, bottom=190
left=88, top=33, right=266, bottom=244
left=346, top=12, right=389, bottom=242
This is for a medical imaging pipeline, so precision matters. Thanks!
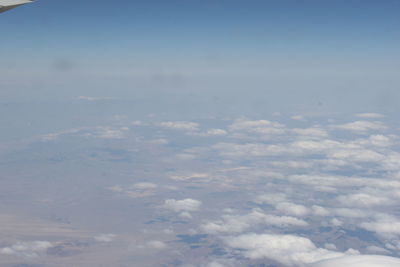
left=2, top=0, right=400, bottom=60
left=1, top=0, right=400, bottom=110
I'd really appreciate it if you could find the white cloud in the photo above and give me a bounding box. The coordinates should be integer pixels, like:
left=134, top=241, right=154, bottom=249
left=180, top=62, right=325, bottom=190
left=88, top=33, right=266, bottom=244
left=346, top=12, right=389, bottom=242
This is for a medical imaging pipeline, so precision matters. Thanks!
left=329, top=218, right=343, bottom=227
left=131, top=120, right=144, bottom=126
left=92, top=126, right=129, bottom=139
left=328, top=149, right=384, bottom=163
left=39, top=126, right=130, bottom=141
left=197, top=128, right=228, bottom=136
left=337, top=193, right=393, bottom=208
left=1, top=241, right=53, bottom=258
left=203, top=259, right=238, bottom=267
left=360, top=214, right=400, bottom=237
left=179, top=212, right=193, bottom=219
left=324, top=243, right=337, bottom=250
left=39, top=127, right=85, bottom=141
left=204, top=262, right=225, bottom=267
left=146, top=240, right=167, bottom=249
left=169, top=172, right=210, bottom=181
left=164, top=198, right=202, bottom=212
left=334, top=121, right=387, bottom=133
left=94, top=233, right=116, bottom=242
left=365, top=245, right=390, bottom=254
left=312, top=205, right=331, bottom=216
left=201, top=209, right=307, bottom=234
left=255, top=193, right=288, bottom=205
left=228, top=118, right=286, bottom=135
left=159, top=121, right=199, bottom=131
left=310, top=255, right=400, bottom=267
left=109, top=182, right=161, bottom=198
left=224, top=233, right=345, bottom=266
left=292, top=127, right=329, bottom=139
left=132, top=182, right=158, bottom=190
left=358, top=135, right=392, bottom=147
left=333, top=208, right=370, bottom=219
left=291, top=115, right=305, bottom=120
left=355, top=113, right=385, bottom=119
left=276, top=202, right=310, bottom=217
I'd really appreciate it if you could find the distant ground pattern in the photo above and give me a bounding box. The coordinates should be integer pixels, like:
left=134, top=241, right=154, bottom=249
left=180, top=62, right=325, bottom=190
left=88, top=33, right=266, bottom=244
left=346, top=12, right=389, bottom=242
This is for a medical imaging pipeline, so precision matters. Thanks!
left=1, top=105, right=400, bottom=266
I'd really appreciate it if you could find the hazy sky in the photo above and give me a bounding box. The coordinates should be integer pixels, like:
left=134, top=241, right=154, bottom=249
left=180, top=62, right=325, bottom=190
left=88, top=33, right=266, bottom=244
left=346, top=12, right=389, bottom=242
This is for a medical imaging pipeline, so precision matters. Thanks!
left=1, top=0, right=400, bottom=105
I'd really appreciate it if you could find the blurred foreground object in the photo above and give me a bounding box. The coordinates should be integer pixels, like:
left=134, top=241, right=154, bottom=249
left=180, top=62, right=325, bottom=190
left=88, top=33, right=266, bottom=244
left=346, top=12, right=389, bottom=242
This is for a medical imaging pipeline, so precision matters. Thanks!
left=0, top=0, right=33, bottom=13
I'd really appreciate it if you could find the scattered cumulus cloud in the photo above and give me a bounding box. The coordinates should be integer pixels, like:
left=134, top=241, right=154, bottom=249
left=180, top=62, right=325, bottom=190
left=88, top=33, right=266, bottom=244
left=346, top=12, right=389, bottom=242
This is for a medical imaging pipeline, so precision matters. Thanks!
left=355, top=113, right=385, bottom=119
left=334, top=121, right=387, bottom=133
left=201, top=209, right=307, bottom=234
left=291, top=115, right=305, bottom=120
left=159, top=121, right=199, bottom=131
left=1, top=241, right=53, bottom=258
left=359, top=214, right=400, bottom=238
left=132, top=182, right=158, bottom=190
left=224, top=233, right=348, bottom=266
left=164, top=198, right=202, bottom=212
left=275, top=202, right=310, bottom=217
left=146, top=240, right=167, bottom=249
left=94, top=233, right=116, bottom=242
left=109, top=182, right=159, bottom=198
left=228, top=118, right=286, bottom=135
left=40, top=126, right=129, bottom=141
left=310, top=255, right=400, bottom=267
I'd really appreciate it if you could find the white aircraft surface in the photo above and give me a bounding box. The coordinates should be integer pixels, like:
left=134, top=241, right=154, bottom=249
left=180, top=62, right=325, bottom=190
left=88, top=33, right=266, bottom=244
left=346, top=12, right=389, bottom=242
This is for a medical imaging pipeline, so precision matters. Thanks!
left=0, top=0, right=33, bottom=13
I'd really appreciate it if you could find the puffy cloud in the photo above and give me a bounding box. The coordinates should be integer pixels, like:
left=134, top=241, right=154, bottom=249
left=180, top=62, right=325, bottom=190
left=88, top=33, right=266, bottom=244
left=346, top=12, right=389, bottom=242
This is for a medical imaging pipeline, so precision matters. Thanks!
left=132, top=182, right=158, bottom=190
left=228, top=118, right=286, bottom=135
left=328, top=149, right=384, bottom=163
left=310, top=255, right=400, bottom=267
left=292, top=127, right=329, bottom=139
left=158, top=121, right=228, bottom=137
left=164, top=198, right=202, bottom=212
left=212, top=142, right=274, bottom=157
left=109, top=182, right=159, bottom=198
left=179, top=211, right=193, bottom=219
left=159, top=121, right=199, bottom=131
left=203, top=259, right=237, bottom=267
left=287, top=174, right=397, bottom=190
left=333, top=208, right=370, bottom=219
left=365, top=245, right=390, bottom=254
left=199, top=129, right=228, bottom=136
left=334, top=121, right=387, bottom=133
left=94, top=233, right=116, bottom=242
left=39, top=126, right=130, bottom=141
left=329, top=218, right=343, bottom=227
left=359, top=214, right=400, bottom=237
left=312, top=205, right=331, bottom=216
left=169, top=172, right=210, bottom=181
left=255, top=193, right=288, bottom=205
left=337, top=193, right=393, bottom=208
left=87, top=126, right=129, bottom=139
left=357, top=135, right=392, bottom=147
left=291, top=115, right=305, bottom=120
left=201, top=209, right=307, bottom=234
left=146, top=240, right=167, bottom=249
left=275, top=202, right=310, bottom=217
left=224, top=233, right=345, bottom=266
left=355, top=113, right=385, bottom=119
left=1, top=241, right=53, bottom=258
